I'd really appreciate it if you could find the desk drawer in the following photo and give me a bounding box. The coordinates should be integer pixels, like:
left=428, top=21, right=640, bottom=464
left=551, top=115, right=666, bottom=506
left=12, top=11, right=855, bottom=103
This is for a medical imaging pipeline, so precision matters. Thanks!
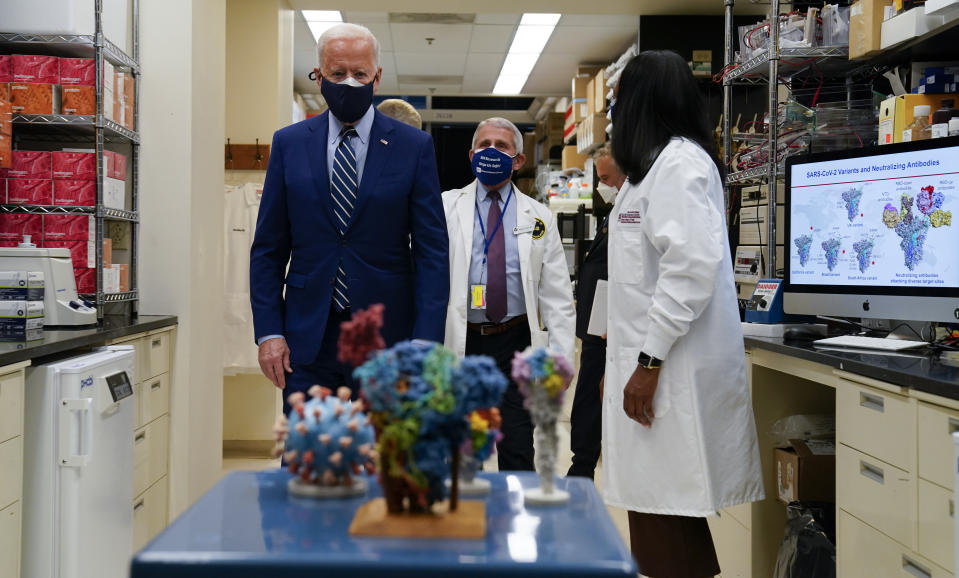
left=134, top=415, right=169, bottom=497
left=135, top=373, right=170, bottom=429
left=0, top=501, right=20, bottom=578
left=839, top=510, right=951, bottom=578
left=112, top=334, right=147, bottom=385
left=0, top=371, right=23, bottom=443
left=133, top=476, right=169, bottom=552
left=0, top=437, right=21, bottom=510
left=837, top=379, right=914, bottom=471
left=918, top=402, right=959, bottom=490
left=837, top=443, right=915, bottom=548
left=146, top=331, right=171, bottom=380
left=918, top=479, right=954, bottom=572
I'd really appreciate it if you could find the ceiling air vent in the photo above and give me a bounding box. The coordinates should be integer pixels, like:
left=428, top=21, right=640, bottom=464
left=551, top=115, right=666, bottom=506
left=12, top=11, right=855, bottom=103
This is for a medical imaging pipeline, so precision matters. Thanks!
left=388, top=13, right=476, bottom=25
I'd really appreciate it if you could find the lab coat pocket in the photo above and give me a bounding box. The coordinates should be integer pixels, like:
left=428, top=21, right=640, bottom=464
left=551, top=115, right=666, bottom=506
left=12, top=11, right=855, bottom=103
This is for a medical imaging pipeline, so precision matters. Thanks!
left=610, top=230, right=644, bottom=285
left=615, top=346, right=671, bottom=420
left=531, top=328, right=549, bottom=349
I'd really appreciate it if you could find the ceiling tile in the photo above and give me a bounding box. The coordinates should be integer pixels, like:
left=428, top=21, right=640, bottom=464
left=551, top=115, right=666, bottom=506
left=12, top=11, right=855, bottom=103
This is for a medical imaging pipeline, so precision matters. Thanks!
left=377, top=74, right=399, bottom=92
left=392, top=51, right=468, bottom=76
left=294, top=18, right=316, bottom=53
left=464, top=52, right=505, bottom=78
left=467, top=25, right=515, bottom=53
left=546, top=27, right=636, bottom=57
left=362, top=22, right=394, bottom=52
left=399, top=84, right=462, bottom=94
left=389, top=23, right=473, bottom=53
left=474, top=13, right=520, bottom=25
left=521, top=52, right=587, bottom=93
left=343, top=11, right=389, bottom=23
left=558, top=14, right=640, bottom=27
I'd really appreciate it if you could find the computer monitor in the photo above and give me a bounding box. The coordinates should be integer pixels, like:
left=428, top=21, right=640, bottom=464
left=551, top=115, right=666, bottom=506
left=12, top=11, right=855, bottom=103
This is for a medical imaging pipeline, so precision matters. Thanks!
left=783, top=136, right=959, bottom=323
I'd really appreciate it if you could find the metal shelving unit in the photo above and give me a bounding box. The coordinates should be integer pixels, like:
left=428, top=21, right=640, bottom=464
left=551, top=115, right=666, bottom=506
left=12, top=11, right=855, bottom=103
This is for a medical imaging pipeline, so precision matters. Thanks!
left=0, top=0, right=140, bottom=320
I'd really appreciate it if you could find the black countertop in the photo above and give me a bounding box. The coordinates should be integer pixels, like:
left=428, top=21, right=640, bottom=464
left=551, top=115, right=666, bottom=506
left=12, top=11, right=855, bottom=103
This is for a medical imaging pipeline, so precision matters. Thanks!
left=0, top=315, right=178, bottom=367
left=745, top=336, right=959, bottom=401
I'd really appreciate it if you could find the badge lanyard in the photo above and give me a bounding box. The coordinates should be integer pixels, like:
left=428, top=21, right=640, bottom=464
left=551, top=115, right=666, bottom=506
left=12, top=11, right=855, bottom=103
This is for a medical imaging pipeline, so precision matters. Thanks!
left=475, top=186, right=513, bottom=282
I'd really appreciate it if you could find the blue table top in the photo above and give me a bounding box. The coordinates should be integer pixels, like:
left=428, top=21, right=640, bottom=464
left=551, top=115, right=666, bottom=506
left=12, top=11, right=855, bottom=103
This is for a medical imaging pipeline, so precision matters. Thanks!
left=131, top=470, right=637, bottom=577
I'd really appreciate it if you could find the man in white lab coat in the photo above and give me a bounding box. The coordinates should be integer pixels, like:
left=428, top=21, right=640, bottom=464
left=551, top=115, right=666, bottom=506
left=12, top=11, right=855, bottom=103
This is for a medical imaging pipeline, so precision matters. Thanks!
left=443, top=117, right=575, bottom=471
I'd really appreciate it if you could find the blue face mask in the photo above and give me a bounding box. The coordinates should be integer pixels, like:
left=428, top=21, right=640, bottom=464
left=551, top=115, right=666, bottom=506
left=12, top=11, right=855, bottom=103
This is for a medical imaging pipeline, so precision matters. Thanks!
left=320, top=76, right=375, bottom=124
left=471, top=147, right=515, bottom=187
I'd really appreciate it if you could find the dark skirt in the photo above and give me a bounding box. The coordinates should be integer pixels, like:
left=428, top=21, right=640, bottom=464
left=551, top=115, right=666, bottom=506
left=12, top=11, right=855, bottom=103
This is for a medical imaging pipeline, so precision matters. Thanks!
left=627, top=511, right=721, bottom=578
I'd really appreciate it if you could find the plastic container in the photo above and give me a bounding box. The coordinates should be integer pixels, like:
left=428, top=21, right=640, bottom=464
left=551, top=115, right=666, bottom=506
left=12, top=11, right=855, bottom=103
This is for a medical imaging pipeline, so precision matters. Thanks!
left=902, top=105, right=932, bottom=141
left=949, top=117, right=959, bottom=137
left=931, top=99, right=957, bottom=138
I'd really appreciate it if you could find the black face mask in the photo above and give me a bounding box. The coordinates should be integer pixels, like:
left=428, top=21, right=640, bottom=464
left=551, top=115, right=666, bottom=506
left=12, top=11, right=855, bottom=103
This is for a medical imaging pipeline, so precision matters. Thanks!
left=320, top=76, right=375, bottom=124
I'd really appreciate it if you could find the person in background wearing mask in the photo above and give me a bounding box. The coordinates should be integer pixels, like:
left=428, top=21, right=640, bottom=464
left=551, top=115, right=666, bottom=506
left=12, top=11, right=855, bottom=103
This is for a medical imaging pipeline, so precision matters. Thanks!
left=442, top=117, right=575, bottom=471
left=567, top=143, right=626, bottom=480
left=604, top=50, right=764, bottom=577
left=376, top=98, right=423, bottom=130
left=251, top=23, right=449, bottom=414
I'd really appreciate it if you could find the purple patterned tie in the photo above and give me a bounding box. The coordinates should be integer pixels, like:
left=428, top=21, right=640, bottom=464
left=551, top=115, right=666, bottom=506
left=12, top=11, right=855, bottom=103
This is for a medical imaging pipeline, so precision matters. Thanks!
left=486, top=189, right=507, bottom=323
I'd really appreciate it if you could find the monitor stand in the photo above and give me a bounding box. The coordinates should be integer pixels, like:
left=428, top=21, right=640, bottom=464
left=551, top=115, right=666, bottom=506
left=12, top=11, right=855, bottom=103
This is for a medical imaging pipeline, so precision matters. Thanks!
left=865, top=318, right=929, bottom=341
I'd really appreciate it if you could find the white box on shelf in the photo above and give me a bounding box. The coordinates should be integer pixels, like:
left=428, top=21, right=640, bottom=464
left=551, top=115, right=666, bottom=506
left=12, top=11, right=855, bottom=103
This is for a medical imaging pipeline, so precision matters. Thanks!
left=926, top=0, right=959, bottom=19
left=103, top=176, right=125, bottom=210
left=880, top=6, right=947, bottom=48
left=1, top=0, right=131, bottom=56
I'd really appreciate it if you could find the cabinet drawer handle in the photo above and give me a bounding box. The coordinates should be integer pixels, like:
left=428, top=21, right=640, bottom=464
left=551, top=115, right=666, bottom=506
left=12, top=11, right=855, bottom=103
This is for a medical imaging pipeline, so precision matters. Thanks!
left=152, top=338, right=162, bottom=348
left=859, top=392, right=885, bottom=412
left=860, top=461, right=884, bottom=484
left=151, top=381, right=161, bottom=391
left=135, top=431, right=147, bottom=443
left=134, top=499, right=145, bottom=512
left=950, top=499, right=955, bottom=518
left=948, top=417, right=959, bottom=434
left=902, top=556, right=932, bottom=578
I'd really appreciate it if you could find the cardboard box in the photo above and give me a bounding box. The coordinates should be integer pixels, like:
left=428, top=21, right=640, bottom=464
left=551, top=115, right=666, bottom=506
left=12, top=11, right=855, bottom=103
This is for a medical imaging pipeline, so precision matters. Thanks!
left=11, top=55, right=59, bottom=84
left=849, top=0, right=895, bottom=59
left=102, top=266, right=118, bottom=293
left=572, top=75, right=591, bottom=101
left=74, top=267, right=95, bottom=293
left=0, top=301, right=44, bottom=342
left=775, top=439, right=836, bottom=504
left=0, top=134, right=10, bottom=170
left=61, top=85, right=96, bottom=115
left=878, top=92, right=959, bottom=144
left=58, top=58, right=95, bottom=86
left=536, top=112, right=565, bottom=143
left=561, top=145, right=589, bottom=170
left=0, top=214, right=42, bottom=241
left=0, top=99, right=11, bottom=135
left=10, top=83, right=56, bottom=114
left=881, top=6, right=946, bottom=49
left=123, top=99, right=134, bottom=130
left=0, top=56, right=10, bottom=82
left=103, top=150, right=127, bottom=180
left=116, top=264, right=128, bottom=292
left=44, top=239, right=94, bottom=269
left=52, top=151, right=96, bottom=181
left=0, top=271, right=44, bottom=301
left=692, top=50, right=713, bottom=63
left=0, top=151, right=51, bottom=179
left=576, top=113, right=610, bottom=152
left=53, top=179, right=96, bottom=206
left=104, top=176, right=125, bottom=209
left=576, top=65, right=603, bottom=77
left=7, top=179, right=52, bottom=205
left=516, top=133, right=537, bottom=178
left=0, top=84, right=9, bottom=102
left=593, top=69, right=606, bottom=113
left=43, top=214, right=94, bottom=241
left=103, top=237, right=113, bottom=268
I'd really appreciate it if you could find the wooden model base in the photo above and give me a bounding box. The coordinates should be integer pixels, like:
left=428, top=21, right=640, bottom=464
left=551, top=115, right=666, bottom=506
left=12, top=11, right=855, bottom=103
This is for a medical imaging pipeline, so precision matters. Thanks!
left=348, top=498, right=486, bottom=539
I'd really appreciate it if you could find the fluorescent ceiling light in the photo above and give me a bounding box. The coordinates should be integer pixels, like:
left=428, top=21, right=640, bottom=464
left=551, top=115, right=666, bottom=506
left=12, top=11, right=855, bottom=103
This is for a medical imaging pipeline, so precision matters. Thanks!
left=302, top=10, right=343, bottom=42
left=492, top=13, right=560, bottom=95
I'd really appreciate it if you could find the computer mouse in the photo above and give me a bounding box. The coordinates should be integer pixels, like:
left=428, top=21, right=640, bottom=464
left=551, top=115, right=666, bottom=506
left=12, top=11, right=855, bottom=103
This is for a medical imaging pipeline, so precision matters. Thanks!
left=782, top=325, right=827, bottom=341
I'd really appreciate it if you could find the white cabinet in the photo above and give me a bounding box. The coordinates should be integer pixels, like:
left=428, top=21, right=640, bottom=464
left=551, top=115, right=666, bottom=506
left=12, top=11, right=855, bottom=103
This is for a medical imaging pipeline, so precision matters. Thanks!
left=839, top=510, right=951, bottom=578
left=133, top=476, right=169, bottom=551
left=0, top=363, right=27, bottom=578
left=837, top=443, right=916, bottom=548
left=0, top=501, right=20, bottom=578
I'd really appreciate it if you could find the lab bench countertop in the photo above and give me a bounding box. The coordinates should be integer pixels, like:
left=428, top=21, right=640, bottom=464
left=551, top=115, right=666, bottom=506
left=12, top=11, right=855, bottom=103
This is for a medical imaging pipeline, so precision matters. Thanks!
left=130, top=470, right=637, bottom=578
left=745, top=336, right=959, bottom=400
left=0, top=315, right=178, bottom=367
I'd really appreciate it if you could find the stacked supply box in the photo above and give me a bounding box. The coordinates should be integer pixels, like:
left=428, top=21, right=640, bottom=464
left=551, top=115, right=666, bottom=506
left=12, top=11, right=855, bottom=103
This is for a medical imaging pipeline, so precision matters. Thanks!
left=114, top=71, right=135, bottom=130
left=43, top=214, right=95, bottom=293
left=0, top=269, right=44, bottom=342
left=879, top=92, right=959, bottom=144
left=912, top=66, right=959, bottom=94
left=59, top=58, right=96, bottom=115
left=0, top=91, right=11, bottom=170
left=10, top=54, right=58, bottom=114
left=0, top=150, right=52, bottom=205
left=0, top=54, right=10, bottom=101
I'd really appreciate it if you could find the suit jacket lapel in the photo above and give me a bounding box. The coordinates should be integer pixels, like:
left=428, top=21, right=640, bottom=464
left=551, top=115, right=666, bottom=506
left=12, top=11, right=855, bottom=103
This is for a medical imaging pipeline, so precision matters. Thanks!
left=306, top=112, right=337, bottom=230
left=349, top=111, right=393, bottom=229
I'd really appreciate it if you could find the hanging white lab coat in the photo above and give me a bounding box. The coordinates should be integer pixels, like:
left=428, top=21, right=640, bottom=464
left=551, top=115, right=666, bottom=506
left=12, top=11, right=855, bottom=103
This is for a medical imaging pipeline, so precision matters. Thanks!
left=442, top=180, right=575, bottom=360
left=602, top=138, right=764, bottom=516
left=223, top=182, right=261, bottom=374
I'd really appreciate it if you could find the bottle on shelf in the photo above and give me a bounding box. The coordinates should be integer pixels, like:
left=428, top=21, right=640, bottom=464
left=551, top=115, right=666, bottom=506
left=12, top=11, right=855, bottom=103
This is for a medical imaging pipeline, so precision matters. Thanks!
left=931, top=99, right=957, bottom=139
left=902, top=105, right=932, bottom=142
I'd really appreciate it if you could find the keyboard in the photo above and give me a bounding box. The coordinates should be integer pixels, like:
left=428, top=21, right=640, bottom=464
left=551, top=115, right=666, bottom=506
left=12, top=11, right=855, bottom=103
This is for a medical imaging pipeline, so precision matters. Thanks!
left=813, top=335, right=928, bottom=351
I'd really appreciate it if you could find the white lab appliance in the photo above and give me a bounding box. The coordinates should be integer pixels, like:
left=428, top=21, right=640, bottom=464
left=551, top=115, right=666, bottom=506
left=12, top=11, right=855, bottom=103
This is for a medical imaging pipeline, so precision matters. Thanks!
left=954, top=431, right=959, bottom=575
left=0, top=242, right=97, bottom=326
left=22, top=346, right=136, bottom=578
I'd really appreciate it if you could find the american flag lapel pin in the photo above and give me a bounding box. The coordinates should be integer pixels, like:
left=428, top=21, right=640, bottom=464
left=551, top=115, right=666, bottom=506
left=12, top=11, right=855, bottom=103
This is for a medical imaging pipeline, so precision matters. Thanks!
left=380, top=139, right=389, bottom=145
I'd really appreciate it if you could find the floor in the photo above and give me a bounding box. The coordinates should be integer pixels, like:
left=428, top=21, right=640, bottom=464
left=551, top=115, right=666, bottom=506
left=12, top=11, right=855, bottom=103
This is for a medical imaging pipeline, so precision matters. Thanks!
left=221, top=342, right=633, bottom=549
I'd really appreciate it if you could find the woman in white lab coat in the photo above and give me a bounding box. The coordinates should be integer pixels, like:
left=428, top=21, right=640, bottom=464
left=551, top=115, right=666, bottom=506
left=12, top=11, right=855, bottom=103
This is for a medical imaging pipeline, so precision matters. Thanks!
left=602, top=51, right=764, bottom=578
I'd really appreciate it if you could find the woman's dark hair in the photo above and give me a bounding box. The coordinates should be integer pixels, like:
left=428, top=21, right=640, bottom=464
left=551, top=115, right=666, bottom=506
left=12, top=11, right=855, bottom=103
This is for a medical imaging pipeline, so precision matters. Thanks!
left=611, top=50, right=723, bottom=183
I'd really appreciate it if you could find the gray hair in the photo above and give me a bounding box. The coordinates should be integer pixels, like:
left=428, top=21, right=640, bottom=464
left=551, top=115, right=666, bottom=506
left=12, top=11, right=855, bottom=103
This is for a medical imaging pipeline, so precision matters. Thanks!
left=317, top=23, right=381, bottom=70
left=592, top=142, right=613, bottom=162
left=472, top=117, right=524, bottom=155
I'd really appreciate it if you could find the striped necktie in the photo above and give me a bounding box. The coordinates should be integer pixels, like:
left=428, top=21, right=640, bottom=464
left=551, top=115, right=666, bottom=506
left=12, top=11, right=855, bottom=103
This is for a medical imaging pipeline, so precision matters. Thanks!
left=331, top=127, right=358, bottom=311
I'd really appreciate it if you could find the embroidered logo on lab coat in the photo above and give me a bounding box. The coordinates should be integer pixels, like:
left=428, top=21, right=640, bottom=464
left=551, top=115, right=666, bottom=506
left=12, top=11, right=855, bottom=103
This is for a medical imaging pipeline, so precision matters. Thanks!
left=618, top=210, right=642, bottom=224
left=532, top=218, right=546, bottom=239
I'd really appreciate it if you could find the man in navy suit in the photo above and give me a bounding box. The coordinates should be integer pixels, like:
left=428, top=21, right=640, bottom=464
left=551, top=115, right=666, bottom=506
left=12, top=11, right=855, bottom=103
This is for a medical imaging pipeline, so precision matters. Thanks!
left=250, top=23, right=449, bottom=407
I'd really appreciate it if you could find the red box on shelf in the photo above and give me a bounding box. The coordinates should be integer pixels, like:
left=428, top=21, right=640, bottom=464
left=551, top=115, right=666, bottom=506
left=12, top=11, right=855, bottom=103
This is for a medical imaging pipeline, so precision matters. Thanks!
left=0, top=151, right=52, bottom=179
left=0, top=214, right=42, bottom=241
left=53, top=179, right=96, bottom=206
left=11, top=55, right=59, bottom=84
left=0, top=56, right=11, bottom=82
left=44, top=239, right=94, bottom=269
left=10, top=83, right=56, bottom=114
left=74, top=267, right=95, bottom=294
left=59, top=58, right=95, bottom=86
left=103, top=150, right=127, bottom=180
left=43, top=214, right=94, bottom=241
left=52, top=151, right=96, bottom=181
left=7, top=178, right=52, bottom=205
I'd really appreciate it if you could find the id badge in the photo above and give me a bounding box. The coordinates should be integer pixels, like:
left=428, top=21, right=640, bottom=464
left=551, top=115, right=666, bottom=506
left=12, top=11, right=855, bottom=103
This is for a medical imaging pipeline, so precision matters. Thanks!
left=470, top=284, right=487, bottom=310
